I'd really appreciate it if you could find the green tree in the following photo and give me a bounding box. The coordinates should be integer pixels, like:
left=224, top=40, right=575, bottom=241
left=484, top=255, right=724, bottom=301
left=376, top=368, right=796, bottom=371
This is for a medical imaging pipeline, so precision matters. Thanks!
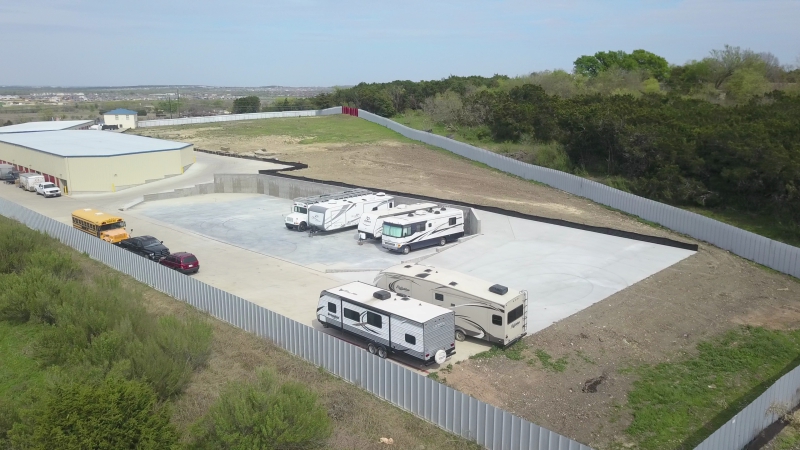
left=232, top=96, right=261, bottom=114
left=724, top=67, right=771, bottom=100
left=8, top=377, right=178, bottom=449
left=574, top=50, right=669, bottom=80
left=706, top=44, right=764, bottom=88
left=190, top=370, right=331, bottom=450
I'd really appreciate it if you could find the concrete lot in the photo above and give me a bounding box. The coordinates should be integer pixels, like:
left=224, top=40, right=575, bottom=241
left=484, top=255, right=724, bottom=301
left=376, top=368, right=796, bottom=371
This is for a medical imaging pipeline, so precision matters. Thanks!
left=136, top=193, right=695, bottom=336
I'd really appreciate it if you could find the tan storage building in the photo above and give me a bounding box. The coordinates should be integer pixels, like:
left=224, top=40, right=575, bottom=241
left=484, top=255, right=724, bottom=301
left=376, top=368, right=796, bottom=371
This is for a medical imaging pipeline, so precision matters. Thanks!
left=0, top=131, right=194, bottom=193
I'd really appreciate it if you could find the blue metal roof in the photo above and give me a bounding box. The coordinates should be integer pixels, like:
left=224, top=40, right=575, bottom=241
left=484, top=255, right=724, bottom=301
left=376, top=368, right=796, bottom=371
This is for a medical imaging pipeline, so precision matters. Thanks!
left=104, top=108, right=138, bottom=115
left=0, top=131, right=190, bottom=157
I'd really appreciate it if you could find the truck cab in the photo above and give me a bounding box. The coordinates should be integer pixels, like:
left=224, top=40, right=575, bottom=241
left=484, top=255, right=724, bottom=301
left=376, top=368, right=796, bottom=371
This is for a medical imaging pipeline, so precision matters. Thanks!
left=285, top=203, right=310, bottom=231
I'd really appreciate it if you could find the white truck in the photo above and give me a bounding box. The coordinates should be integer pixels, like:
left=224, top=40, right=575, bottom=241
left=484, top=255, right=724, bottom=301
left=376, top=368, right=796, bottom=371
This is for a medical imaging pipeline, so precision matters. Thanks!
left=308, top=192, right=394, bottom=233
left=381, top=207, right=464, bottom=254
left=285, top=188, right=377, bottom=231
left=357, top=202, right=438, bottom=241
left=18, top=173, right=45, bottom=192
left=35, top=181, right=62, bottom=198
left=316, top=281, right=456, bottom=365
left=374, top=263, right=528, bottom=347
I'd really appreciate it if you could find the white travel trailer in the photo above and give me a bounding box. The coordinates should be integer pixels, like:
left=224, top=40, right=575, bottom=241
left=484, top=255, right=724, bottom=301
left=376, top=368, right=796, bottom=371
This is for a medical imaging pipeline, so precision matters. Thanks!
left=374, top=263, right=528, bottom=347
left=308, top=192, right=394, bottom=232
left=316, top=281, right=456, bottom=365
left=18, top=173, right=45, bottom=192
left=285, top=188, right=377, bottom=231
left=357, top=202, right=438, bottom=240
left=381, top=207, right=464, bottom=254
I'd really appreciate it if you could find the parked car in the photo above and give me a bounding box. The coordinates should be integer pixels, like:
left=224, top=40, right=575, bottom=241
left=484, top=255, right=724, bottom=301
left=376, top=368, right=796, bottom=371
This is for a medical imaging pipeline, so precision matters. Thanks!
left=34, top=182, right=62, bottom=197
left=159, top=252, right=200, bottom=274
left=117, top=236, right=170, bottom=261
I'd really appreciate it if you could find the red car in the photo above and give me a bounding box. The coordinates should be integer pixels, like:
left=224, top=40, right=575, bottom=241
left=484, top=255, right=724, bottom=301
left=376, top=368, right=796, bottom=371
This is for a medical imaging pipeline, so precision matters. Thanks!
left=159, top=252, right=200, bottom=274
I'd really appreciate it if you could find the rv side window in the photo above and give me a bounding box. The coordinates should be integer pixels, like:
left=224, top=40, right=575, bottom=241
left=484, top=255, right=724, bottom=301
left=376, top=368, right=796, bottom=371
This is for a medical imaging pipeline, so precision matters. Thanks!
left=434, top=293, right=444, bottom=301
left=328, top=302, right=337, bottom=313
left=492, top=314, right=502, bottom=326
left=449, top=217, right=457, bottom=226
left=403, top=226, right=412, bottom=237
left=507, top=305, right=524, bottom=323
left=366, top=311, right=382, bottom=328
left=405, top=334, right=416, bottom=345
left=343, top=308, right=359, bottom=321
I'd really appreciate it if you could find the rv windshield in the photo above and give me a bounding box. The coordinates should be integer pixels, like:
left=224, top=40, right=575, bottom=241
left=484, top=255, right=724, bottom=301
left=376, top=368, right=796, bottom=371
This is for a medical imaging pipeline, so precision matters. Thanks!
left=294, top=206, right=307, bottom=214
left=383, top=223, right=411, bottom=238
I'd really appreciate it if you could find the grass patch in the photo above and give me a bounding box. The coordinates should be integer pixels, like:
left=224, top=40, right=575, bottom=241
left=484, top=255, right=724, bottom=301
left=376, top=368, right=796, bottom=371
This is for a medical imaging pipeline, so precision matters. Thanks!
left=529, top=349, right=569, bottom=373
left=470, top=340, right=527, bottom=361
left=625, top=326, right=800, bottom=450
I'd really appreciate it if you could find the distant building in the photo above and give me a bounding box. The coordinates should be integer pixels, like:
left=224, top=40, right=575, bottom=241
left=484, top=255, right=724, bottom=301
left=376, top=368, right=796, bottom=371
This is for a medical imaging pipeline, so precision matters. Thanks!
left=0, top=120, right=93, bottom=133
left=103, top=108, right=138, bottom=130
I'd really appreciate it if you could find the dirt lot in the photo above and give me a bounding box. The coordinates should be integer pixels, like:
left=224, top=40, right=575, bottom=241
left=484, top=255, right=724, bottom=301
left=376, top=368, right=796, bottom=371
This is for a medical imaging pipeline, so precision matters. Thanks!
left=136, top=120, right=800, bottom=449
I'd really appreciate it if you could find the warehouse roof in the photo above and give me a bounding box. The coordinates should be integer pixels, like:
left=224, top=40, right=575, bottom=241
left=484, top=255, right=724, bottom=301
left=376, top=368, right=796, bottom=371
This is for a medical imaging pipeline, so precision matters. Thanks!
left=0, top=120, right=94, bottom=134
left=0, top=131, right=191, bottom=157
left=104, top=108, right=137, bottom=115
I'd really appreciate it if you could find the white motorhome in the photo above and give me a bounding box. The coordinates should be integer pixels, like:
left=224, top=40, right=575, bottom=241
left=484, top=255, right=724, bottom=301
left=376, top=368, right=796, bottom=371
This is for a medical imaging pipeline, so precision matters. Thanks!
left=374, top=263, right=528, bottom=347
left=381, top=207, right=464, bottom=254
left=285, top=189, right=380, bottom=231
left=316, top=281, right=456, bottom=365
left=308, top=192, right=394, bottom=233
left=18, top=173, right=45, bottom=192
left=357, top=202, right=438, bottom=240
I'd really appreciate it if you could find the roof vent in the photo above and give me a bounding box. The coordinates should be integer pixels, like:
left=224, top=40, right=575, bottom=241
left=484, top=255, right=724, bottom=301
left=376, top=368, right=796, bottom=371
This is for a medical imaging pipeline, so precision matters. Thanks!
left=377, top=192, right=385, bottom=196
left=408, top=213, right=414, bottom=217
left=489, top=284, right=508, bottom=295
left=415, top=273, right=430, bottom=278
left=434, top=211, right=440, bottom=214
left=404, top=265, right=412, bottom=268
left=424, top=269, right=432, bottom=273
left=441, top=207, right=447, bottom=210
left=400, top=296, right=410, bottom=301
left=449, top=281, right=458, bottom=286
left=373, top=290, right=391, bottom=300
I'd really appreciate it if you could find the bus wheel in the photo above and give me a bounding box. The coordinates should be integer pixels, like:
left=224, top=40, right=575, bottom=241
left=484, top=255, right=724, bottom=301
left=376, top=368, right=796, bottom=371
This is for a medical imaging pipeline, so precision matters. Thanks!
left=298, top=222, right=307, bottom=232
left=455, top=330, right=466, bottom=342
left=402, top=246, right=410, bottom=255
left=377, top=346, right=388, bottom=359
left=367, top=343, right=377, bottom=355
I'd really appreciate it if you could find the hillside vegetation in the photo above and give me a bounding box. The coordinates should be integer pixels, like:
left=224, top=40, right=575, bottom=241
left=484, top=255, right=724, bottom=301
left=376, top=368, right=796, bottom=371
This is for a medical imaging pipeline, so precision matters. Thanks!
left=308, top=46, right=800, bottom=245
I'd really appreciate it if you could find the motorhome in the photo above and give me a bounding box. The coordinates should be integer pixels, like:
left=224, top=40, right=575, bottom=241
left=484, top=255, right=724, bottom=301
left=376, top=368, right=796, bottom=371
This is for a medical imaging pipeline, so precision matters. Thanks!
left=357, top=202, right=438, bottom=240
left=316, top=281, right=455, bottom=365
left=285, top=188, right=378, bottom=231
left=18, top=173, right=45, bottom=192
left=308, top=192, right=394, bottom=232
left=374, top=263, right=527, bottom=347
left=381, top=207, right=464, bottom=254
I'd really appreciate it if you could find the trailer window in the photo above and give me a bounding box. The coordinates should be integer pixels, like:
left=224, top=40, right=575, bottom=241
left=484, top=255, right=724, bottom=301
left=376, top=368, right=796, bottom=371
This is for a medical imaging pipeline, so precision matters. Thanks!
left=328, top=302, right=337, bottom=313
left=343, top=308, right=359, bottom=321
left=434, top=293, right=444, bottom=301
left=405, top=334, right=416, bottom=345
left=366, top=311, right=382, bottom=329
left=449, top=217, right=457, bottom=225
left=507, top=305, right=524, bottom=323
left=492, top=314, right=502, bottom=326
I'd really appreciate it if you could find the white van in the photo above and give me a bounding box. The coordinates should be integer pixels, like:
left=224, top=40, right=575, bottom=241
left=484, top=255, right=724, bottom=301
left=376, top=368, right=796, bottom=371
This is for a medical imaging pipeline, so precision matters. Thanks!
left=357, top=202, right=438, bottom=240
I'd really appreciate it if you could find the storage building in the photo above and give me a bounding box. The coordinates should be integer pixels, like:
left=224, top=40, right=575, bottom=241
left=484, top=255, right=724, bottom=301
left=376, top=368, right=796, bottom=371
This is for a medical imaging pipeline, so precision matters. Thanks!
left=103, top=108, right=138, bottom=130
left=0, top=120, right=94, bottom=133
left=0, top=131, right=194, bottom=193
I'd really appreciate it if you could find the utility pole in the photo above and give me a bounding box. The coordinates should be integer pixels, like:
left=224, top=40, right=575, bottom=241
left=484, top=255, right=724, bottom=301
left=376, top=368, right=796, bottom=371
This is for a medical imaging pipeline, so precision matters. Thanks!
left=168, top=95, right=172, bottom=119
left=177, top=88, right=180, bottom=118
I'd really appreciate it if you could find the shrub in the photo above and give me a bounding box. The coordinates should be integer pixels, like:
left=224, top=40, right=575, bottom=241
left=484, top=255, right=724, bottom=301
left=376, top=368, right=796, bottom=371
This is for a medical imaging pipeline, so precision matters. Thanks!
left=8, top=376, right=178, bottom=449
left=190, top=370, right=332, bottom=450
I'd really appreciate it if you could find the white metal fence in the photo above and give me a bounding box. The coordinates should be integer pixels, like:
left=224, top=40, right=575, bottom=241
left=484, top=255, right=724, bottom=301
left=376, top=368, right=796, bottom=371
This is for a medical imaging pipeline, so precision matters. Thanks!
left=0, top=198, right=591, bottom=450
left=138, top=107, right=342, bottom=128
left=355, top=109, right=800, bottom=280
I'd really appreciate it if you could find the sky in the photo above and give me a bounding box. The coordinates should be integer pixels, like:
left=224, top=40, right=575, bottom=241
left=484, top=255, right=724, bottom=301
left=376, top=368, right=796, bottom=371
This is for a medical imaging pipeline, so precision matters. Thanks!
left=1, top=0, right=798, bottom=87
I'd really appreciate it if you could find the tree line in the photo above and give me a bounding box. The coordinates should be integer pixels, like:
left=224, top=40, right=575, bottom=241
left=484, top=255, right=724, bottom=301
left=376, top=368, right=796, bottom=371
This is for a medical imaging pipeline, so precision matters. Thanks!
left=305, top=46, right=800, bottom=225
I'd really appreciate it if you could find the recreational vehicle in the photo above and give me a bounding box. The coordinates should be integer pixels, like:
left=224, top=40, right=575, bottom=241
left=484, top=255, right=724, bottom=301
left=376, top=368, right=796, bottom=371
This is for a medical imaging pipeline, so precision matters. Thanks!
left=357, top=202, right=438, bottom=240
left=307, top=192, right=394, bottom=232
left=316, top=281, right=456, bottom=365
left=381, top=207, right=464, bottom=254
left=285, top=189, right=385, bottom=231
left=374, top=263, right=528, bottom=347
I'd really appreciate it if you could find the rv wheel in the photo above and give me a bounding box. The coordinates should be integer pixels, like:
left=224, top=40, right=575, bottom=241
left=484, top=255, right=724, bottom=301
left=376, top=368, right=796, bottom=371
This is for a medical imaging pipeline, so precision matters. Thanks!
left=438, top=237, right=446, bottom=247
left=377, top=346, right=388, bottom=359
left=367, top=343, right=377, bottom=355
left=298, top=222, right=307, bottom=232
left=402, top=246, right=410, bottom=255
left=455, top=330, right=466, bottom=342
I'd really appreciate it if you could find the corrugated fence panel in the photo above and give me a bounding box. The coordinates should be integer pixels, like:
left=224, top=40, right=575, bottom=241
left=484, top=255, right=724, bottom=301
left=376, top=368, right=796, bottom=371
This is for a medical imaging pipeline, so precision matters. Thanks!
left=138, top=107, right=342, bottom=128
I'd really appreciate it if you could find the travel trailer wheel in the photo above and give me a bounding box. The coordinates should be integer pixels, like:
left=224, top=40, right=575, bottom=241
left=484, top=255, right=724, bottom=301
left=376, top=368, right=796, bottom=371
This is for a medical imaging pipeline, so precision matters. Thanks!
left=377, top=346, right=388, bottom=359
left=298, top=222, right=307, bottom=232
left=402, top=246, right=410, bottom=255
left=438, top=237, right=446, bottom=247
left=455, top=329, right=466, bottom=341
left=367, top=343, right=377, bottom=355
